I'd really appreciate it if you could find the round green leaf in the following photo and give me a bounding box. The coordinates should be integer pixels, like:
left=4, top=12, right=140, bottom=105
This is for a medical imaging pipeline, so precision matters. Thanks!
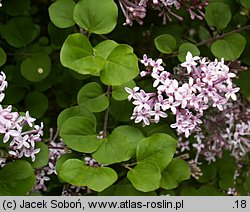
left=127, top=161, right=161, bottom=192
left=92, top=130, right=129, bottom=165
left=57, top=105, right=96, bottom=130
left=2, top=0, right=30, bottom=16
left=178, top=43, right=200, bottom=62
left=30, top=142, right=49, bottom=169
left=49, top=0, right=76, bottom=28
left=77, top=82, right=109, bottom=113
left=211, top=33, right=246, bottom=60
left=0, top=160, right=35, bottom=195
left=240, top=0, right=250, bottom=9
left=21, top=53, right=51, bottom=82
left=136, top=133, right=177, bottom=171
left=154, top=34, right=176, bottom=54
left=60, top=116, right=101, bottom=153
left=160, top=158, right=190, bottom=189
left=73, top=0, right=118, bottom=34
left=2, top=17, right=38, bottom=48
left=205, top=2, right=232, bottom=29
left=100, top=44, right=139, bottom=86
left=60, top=159, right=118, bottom=192
left=60, top=33, right=105, bottom=75
left=112, top=80, right=136, bottom=101
left=0, top=47, right=6, bottom=67
left=25, top=91, right=49, bottom=118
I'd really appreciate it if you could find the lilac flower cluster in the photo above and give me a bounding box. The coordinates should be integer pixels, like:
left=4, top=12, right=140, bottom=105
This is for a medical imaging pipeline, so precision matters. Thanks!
left=182, top=98, right=250, bottom=164
left=118, top=0, right=208, bottom=25
left=0, top=72, right=43, bottom=162
left=126, top=52, right=240, bottom=139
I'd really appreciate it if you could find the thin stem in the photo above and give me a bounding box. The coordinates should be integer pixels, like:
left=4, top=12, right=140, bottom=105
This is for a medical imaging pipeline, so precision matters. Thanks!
left=196, top=25, right=250, bottom=47
left=102, top=86, right=111, bottom=138
left=166, top=25, right=250, bottom=59
left=52, top=128, right=60, bottom=143
left=122, top=162, right=137, bottom=170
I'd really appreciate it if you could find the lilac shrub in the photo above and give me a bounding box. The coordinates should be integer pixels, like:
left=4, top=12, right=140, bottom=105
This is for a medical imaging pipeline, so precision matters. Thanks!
left=126, top=52, right=243, bottom=163
left=0, top=72, right=43, bottom=162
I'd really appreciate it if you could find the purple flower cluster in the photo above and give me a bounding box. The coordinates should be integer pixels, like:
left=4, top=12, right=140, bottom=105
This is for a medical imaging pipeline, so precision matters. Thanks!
left=126, top=52, right=240, bottom=139
left=184, top=99, right=250, bottom=164
left=118, top=0, right=208, bottom=25
left=0, top=72, right=43, bottom=162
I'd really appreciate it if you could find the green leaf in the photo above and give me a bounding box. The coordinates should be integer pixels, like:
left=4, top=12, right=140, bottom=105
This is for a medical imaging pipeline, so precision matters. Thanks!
left=57, top=105, right=96, bottom=130
left=240, top=0, right=250, bottom=9
left=21, top=52, right=51, bottom=82
left=136, top=133, right=177, bottom=171
left=0, top=47, right=6, bottom=67
left=92, top=129, right=129, bottom=164
left=160, top=158, right=190, bottom=189
left=25, top=91, right=49, bottom=118
left=60, top=159, right=118, bottom=192
left=60, top=116, right=100, bottom=153
left=211, top=33, right=246, bottom=60
left=178, top=43, right=200, bottom=62
left=2, top=17, right=38, bottom=48
left=48, top=0, right=76, bottom=28
left=60, top=33, right=105, bottom=75
left=73, top=0, right=118, bottom=34
left=154, top=34, right=176, bottom=54
left=0, top=160, right=35, bottom=195
left=127, top=161, right=161, bottom=192
left=111, top=125, right=144, bottom=159
left=205, top=2, right=232, bottom=29
left=2, top=0, right=30, bottom=16
left=112, top=80, right=136, bottom=101
left=100, top=44, right=139, bottom=86
left=77, top=82, right=109, bottom=113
